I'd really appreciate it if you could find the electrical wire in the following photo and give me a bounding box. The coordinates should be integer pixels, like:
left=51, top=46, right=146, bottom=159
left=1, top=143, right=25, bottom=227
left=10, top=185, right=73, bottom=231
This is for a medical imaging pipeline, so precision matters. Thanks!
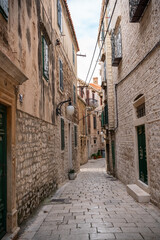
left=86, top=0, right=118, bottom=85
left=84, top=1, right=108, bottom=84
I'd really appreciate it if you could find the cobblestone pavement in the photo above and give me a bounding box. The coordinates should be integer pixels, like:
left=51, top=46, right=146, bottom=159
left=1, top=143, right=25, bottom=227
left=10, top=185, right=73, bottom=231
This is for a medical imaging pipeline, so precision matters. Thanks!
left=17, top=159, right=160, bottom=240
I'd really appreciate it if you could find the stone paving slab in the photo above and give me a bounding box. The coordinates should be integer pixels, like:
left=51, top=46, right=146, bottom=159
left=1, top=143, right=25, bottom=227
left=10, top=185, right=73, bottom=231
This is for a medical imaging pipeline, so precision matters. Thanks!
left=17, top=159, right=160, bottom=240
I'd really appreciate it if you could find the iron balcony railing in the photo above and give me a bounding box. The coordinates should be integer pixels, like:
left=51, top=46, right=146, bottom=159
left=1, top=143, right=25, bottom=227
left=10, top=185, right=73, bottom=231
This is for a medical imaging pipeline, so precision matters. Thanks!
left=86, top=98, right=98, bottom=108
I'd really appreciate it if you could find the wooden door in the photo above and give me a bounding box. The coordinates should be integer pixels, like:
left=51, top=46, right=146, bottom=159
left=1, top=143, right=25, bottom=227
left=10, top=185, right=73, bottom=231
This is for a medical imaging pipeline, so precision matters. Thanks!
left=137, top=125, right=148, bottom=185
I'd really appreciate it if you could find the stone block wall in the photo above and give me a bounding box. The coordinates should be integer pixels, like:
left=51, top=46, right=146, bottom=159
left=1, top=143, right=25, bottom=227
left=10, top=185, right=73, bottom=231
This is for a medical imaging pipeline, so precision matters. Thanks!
left=16, top=110, right=58, bottom=223
left=107, top=0, right=160, bottom=207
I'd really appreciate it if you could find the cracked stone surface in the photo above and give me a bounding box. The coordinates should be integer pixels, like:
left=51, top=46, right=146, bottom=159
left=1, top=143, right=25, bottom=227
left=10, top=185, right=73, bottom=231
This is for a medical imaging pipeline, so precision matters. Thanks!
left=17, top=158, right=160, bottom=240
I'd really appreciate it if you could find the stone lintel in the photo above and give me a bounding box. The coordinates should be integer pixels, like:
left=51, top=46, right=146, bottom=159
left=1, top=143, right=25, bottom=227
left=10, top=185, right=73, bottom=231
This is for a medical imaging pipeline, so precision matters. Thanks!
left=0, top=50, right=28, bottom=85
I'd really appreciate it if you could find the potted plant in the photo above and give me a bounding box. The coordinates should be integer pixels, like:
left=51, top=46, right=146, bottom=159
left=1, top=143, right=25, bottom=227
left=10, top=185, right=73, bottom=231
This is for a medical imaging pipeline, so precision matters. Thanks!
left=68, top=169, right=76, bottom=180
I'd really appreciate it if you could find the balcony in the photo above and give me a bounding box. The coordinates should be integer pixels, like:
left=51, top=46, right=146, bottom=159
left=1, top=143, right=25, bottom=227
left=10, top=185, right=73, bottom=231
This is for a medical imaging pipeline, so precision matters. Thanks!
left=86, top=98, right=98, bottom=108
left=111, top=27, right=122, bottom=67
left=129, top=0, right=150, bottom=22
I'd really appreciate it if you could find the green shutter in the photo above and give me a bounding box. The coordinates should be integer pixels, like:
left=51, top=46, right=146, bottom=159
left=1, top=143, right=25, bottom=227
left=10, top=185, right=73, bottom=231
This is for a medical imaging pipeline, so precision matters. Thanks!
left=101, top=111, right=104, bottom=127
left=72, top=44, right=75, bottom=65
left=60, top=60, right=63, bottom=91
left=57, top=0, right=62, bottom=31
left=42, top=36, right=49, bottom=81
left=0, top=0, right=8, bottom=20
left=104, top=104, right=108, bottom=125
left=61, top=118, right=65, bottom=150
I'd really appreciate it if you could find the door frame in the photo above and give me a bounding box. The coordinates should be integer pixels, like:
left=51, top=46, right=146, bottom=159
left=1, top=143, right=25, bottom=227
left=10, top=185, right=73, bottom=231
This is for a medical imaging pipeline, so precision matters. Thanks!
left=0, top=85, right=19, bottom=237
left=0, top=104, right=7, bottom=239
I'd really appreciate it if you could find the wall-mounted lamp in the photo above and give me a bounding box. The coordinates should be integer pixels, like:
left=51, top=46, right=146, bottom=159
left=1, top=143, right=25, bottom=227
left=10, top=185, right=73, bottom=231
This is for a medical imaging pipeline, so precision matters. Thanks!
left=56, top=97, right=74, bottom=116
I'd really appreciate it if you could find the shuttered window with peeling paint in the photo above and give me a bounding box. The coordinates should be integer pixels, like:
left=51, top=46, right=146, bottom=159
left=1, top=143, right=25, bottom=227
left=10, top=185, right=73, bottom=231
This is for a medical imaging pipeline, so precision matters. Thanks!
left=42, top=36, right=49, bottom=81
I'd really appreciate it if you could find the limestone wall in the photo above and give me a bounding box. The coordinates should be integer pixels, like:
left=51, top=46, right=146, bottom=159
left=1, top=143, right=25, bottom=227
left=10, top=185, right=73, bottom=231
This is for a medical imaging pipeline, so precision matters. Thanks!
left=107, top=0, right=160, bottom=207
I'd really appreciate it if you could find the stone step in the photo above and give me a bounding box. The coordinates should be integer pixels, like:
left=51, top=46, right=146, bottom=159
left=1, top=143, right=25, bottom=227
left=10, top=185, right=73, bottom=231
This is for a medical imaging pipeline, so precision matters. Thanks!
left=127, top=184, right=150, bottom=203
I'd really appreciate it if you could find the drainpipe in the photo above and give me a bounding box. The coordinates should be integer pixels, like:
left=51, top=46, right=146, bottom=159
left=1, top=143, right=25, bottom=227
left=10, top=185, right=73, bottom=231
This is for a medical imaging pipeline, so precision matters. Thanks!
left=115, top=83, right=118, bottom=131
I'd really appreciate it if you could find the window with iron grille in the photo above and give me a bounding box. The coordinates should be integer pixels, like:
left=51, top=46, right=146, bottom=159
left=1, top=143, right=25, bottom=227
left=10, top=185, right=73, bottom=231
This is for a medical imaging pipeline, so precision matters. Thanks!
left=59, top=59, right=63, bottom=91
left=74, top=125, right=77, bottom=147
left=42, top=36, right=49, bottom=81
left=0, top=0, right=8, bottom=20
left=57, top=0, right=62, bottom=32
left=93, top=115, right=97, bottom=129
left=137, top=103, right=145, bottom=118
left=61, top=118, right=65, bottom=150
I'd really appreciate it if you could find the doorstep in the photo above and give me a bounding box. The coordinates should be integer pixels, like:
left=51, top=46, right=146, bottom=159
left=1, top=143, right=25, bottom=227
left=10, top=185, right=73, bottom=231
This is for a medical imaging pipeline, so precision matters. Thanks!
left=127, top=184, right=150, bottom=203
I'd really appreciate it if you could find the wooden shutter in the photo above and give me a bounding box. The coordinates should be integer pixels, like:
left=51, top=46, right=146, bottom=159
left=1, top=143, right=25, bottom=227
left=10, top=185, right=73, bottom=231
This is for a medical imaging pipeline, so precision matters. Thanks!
left=72, top=44, right=75, bottom=65
left=104, top=104, right=108, bottom=125
left=57, top=0, right=62, bottom=31
left=42, top=36, right=49, bottom=81
left=93, top=116, right=96, bottom=129
left=61, top=118, right=65, bottom=150
left=0, top=0, right=8, bottom=19
left=59, top=60, right=63, bottom=91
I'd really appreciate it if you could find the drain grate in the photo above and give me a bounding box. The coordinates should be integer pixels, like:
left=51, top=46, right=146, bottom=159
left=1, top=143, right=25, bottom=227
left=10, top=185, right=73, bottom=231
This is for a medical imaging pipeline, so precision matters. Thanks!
left=50, top=198, right=71, bottom=204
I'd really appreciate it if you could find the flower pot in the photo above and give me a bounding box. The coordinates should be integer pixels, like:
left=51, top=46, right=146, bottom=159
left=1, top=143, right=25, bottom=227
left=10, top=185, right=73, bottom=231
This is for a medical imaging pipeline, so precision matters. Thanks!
left=68, top=173, right=76, bottom=180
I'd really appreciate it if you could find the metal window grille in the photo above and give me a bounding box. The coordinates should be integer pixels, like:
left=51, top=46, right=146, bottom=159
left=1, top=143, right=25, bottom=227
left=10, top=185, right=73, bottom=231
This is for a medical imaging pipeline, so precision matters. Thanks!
left=137, top=103, right=145, bottom=118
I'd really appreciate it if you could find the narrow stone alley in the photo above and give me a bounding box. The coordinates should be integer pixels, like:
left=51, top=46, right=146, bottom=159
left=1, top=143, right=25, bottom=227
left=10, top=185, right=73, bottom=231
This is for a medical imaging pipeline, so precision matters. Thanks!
left=17, top=159, right=160, bottom=240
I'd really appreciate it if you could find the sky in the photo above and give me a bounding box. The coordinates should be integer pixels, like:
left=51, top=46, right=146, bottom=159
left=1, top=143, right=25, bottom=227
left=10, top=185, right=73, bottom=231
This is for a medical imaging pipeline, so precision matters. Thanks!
left=67, top=0, right=102, bottom=84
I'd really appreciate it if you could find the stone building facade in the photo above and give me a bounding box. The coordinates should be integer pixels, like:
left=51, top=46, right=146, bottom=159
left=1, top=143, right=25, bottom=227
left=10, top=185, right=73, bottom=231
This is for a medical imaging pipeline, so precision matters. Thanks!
left=0, top=0, right=79, bottom=239
left=77, top=78, right=105, bottom=162
left=99, top=0, right=160, bottom=207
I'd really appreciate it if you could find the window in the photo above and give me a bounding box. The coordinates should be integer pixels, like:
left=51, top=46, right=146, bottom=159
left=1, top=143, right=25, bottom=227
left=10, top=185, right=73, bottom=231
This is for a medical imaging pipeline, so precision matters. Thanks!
left=94, top=139, right=96, bottom=144
left=74, top=125, right=77, bottom=147
left=42, top=36, right=49, bottom=81
left=137, top=103, right=145, bottom=118
left=100, top=96, right=103, bottom=105
left=101, top=22, right=105, bottom=41
left=73, top=84, right=76, bottom=104
left=104, top=104, right=108, bottom=125
left=0, top=0, right=8, bottom=20
left=57, top=0, right=62, bottom=32
left=72, top=44, right=75, bottom=65
left=101, top=111, right=105, bottom=127
left=59, top=59, right=63, bottom=91
left=111, top=27, right=122, bottom=66
left=104, top=60, right=106, bottom=81
left=93, top=116, right=97, bottom=129
left=61, top=118, right=65, bottom=150
left=92, top=92, right=95, bottom=100
left=80, top=87, right=83, bottom=98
